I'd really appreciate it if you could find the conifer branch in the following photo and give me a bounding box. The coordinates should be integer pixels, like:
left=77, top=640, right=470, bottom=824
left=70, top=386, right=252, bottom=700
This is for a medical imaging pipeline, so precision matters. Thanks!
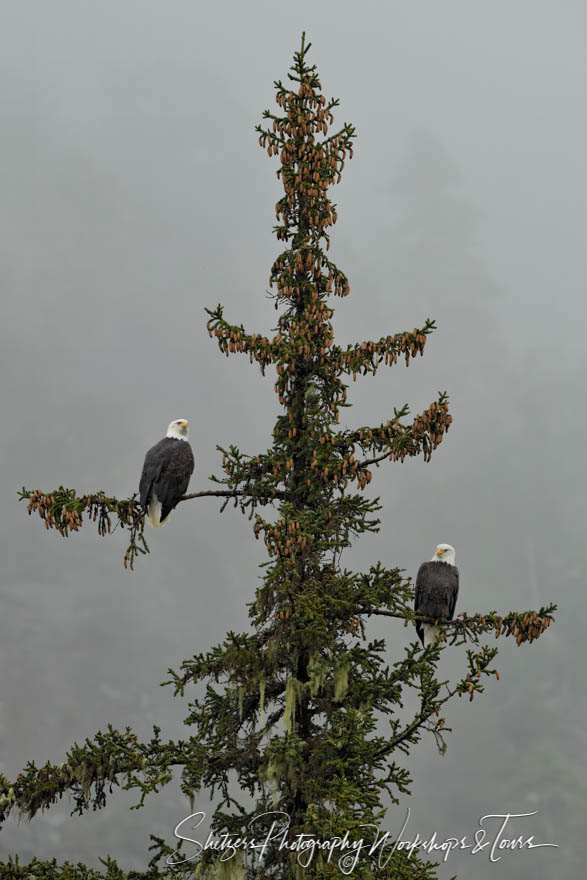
left=18, top=483, right=284, bottom=569
left=179, top=488, right=285, bottom=502
left=0, top=726, right=203, bottom=827
left=362, top=604, right=557, bottom=645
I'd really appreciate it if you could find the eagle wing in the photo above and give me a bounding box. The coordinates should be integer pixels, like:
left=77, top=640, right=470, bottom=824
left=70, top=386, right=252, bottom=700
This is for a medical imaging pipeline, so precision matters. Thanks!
left=139, top=439, right=166, bottom=510
left=448, top=567, right=459, bottom=619
left=414, top=562, right=429, bottom=614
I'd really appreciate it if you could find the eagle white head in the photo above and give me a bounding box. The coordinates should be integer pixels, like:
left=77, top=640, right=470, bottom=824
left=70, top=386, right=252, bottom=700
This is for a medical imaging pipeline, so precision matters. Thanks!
left=166, top=419, right=189, bottom=441
left=432, top=543, right=456, bottom=565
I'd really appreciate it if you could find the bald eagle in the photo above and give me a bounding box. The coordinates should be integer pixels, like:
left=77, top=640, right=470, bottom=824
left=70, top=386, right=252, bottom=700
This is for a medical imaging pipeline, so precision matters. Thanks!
left=139, top=419, right=195, bottom=527
left=414, top=543, right=459, bottom=648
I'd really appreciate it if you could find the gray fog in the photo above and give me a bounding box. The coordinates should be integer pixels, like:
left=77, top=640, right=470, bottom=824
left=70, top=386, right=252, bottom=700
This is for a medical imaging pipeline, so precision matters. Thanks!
left=1, top=2, right=585, bottom=877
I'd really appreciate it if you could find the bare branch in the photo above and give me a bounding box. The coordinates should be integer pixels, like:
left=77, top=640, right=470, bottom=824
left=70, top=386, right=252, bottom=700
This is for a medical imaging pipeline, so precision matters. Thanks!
left=179, top=488, right=285, bottom=503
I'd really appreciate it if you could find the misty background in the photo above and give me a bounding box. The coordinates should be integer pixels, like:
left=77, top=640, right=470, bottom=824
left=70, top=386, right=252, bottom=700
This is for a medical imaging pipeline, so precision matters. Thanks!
left=1, top=1, right=585, bottom=877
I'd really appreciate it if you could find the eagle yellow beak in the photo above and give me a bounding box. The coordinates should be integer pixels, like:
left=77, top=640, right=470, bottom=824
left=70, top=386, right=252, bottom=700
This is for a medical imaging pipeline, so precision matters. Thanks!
left=180, top=420, right=189, bottom=429
left=436, top=548, right=444, bottom=557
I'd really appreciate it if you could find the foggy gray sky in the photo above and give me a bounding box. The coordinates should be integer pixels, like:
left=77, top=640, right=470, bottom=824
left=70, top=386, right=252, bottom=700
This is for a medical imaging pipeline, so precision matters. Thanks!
left=1, top=2, right=585, bottom=877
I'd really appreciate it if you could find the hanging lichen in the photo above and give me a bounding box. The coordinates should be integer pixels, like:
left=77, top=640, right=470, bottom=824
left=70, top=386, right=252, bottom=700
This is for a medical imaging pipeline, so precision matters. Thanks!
left=263, top=759, right=282, bottom=786
left=192, top=855, right=246, bottom=880
left=213, top=853, right=246, bottom=880
left=266, top=639, right=279, bottom=666
left=333, top=658, right=350, bottom=702
left=284, top=677, right=304, bottom=732
left=307, top=652, right=328, bottom=697
left=259, top=672, right=266, bottom=726
left=259, top=758, right=282, bottom=808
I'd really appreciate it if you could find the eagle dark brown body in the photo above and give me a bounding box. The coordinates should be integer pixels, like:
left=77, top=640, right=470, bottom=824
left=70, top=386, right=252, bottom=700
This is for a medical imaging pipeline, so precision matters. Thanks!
left=415, top=557, right=459, bottom=647
left=139, top=435, right=194, bottom=526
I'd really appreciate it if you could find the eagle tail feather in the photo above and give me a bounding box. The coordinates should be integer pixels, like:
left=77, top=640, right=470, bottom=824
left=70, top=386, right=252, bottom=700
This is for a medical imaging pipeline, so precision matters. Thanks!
left=146, top=496, right=170, bottom=528
left=422, top=624, right=442, bottom=648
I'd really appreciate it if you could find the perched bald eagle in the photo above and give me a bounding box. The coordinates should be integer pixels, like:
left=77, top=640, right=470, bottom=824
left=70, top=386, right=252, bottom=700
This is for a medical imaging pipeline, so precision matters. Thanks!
left=414, top=543, right=459, bottom=648
left=139, top=419, right=195, bottom=527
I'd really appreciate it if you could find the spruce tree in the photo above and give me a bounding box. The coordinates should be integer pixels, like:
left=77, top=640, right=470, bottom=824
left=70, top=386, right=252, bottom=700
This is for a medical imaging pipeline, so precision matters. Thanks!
left=6, top=36, right=555, bottom=880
